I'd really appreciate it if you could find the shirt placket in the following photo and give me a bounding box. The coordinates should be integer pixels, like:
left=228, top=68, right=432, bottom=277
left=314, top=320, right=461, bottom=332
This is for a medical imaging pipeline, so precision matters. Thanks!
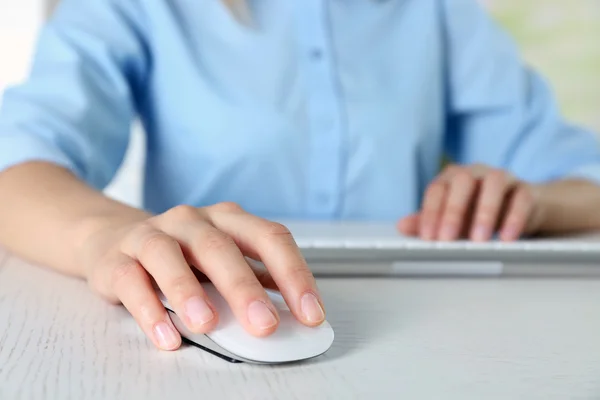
left=293, top=0, right=345, bottom=219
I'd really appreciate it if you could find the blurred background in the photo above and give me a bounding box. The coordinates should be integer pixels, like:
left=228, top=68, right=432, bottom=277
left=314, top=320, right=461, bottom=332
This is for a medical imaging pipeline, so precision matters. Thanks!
left=0, top=0, right=599, bottom=207
left=488, top=0, right=600, bottom=131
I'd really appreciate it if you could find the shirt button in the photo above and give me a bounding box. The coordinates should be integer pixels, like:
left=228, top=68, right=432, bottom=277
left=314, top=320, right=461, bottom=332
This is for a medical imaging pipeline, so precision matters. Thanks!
left=309, top=48, right=323, bottom=61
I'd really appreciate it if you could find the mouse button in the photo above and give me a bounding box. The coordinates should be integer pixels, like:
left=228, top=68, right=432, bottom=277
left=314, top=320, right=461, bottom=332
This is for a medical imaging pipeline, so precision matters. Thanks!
left=278, top=312, right=335, bottom=347
left=157, top=290, right=178, bottom=313
left=202, top=284, right=226, bottom=306
left=202, top=284, right=235, bottom=320
left=265, top=289, right=290, bottom=311
left=208, top=310, right=334, bottom=363
left=268, top=311, right=335, bottom=359
left=207, top=322, right=266, bottom=361
left=207, top=310, right=308, bottom=361
left=274, top=310, right=331, bottom=339
left=273, top=309, right=306, bottom=336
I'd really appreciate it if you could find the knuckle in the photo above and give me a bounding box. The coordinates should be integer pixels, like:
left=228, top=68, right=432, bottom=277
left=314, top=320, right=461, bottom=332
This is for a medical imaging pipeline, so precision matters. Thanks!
left=201, top=230, right=235, bottom=251
left=452, top=169, right=474, bottom=186
left=263, top=222, right=292, bottom=239
left=287, top=263, right=314, bottom=283
left=167, top=205, right=199, bottom=221
left=130, top=222, right=156, bottom=238
left=140, top=233, right=179, bottom=257
left=229, top=274, right=262, bottom=293
left=211, top=201, right=244, bottom=213
left=486, top=170, right=508, bottom=185
left=127, top=223, right=162, bottom=250
left=168, top=274, right=196, bottom=296
left=110, top=259, right=143, bottom=288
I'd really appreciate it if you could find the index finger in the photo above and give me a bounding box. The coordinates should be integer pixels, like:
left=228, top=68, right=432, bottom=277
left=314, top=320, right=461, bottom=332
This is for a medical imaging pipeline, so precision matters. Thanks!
left=207, top=204, right=325, bottom=327
left=121, top=225, right=218, bottom=335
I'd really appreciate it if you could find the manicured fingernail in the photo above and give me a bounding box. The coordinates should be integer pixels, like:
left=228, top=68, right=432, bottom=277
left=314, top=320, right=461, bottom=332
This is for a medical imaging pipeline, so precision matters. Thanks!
left=301, top=293, right=325, bottom=323
left=439, top=225, right=457, bottom=241
left=472, top=225, right=490, bottom=241
left=185, top=296, right=215, bottom=327
left=154, top=322, right=180, bottom=350
left=248, top=301, right=278, bottom=330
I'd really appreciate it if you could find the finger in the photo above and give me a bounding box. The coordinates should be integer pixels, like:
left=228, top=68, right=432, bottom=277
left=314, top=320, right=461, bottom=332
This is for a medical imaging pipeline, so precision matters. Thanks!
left=108, top=254, right=182, bottom=350
left=207, top=203, right=325, bottom=327
left=122, top=222, right=217, bottom=334
left=471, top=170, right=514, bottom=242
left=190, top=260, right=277, bottom=290
left=438, top=164, right=462, bottom=180
left=419, top=179, right=448, bottom=240
left=468, top=163, right=493, bottom=177
left=437, top=170, right=477, bottom=241
left=245, top=258, right=278, bottom=290
left=459, top=182, right=480, bottom=238
left=499, top=185, right=534, bottom=242
left=397, top=213, right=420, bottom=236
left=159, top=210, right=281, bottom=337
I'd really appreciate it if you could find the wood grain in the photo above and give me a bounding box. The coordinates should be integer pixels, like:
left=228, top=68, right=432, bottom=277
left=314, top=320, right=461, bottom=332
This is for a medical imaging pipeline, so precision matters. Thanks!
left=1, top=247, right=600, bottom=399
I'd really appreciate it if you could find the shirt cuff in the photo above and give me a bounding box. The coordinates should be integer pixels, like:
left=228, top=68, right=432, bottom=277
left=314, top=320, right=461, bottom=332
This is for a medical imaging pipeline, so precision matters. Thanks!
left=0, top=132, right=83, bottom=178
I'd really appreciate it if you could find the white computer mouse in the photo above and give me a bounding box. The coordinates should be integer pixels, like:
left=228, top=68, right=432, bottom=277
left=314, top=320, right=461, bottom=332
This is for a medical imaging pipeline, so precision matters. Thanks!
left=158, top=283, right=335, bottom=364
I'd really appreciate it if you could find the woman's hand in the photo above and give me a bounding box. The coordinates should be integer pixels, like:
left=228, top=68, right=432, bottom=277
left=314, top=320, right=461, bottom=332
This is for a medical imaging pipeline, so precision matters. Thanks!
left=77, top=202, right=325, bottom=351
left=398, top=164, right=546, bottom=242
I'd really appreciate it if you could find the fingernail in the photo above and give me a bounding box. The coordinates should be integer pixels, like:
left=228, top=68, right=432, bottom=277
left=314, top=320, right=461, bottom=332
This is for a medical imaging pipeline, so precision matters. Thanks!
left=439, top=225, right=456, bottom=241
left=154, top=322, right=180, bottom=350
left=185, top=296, right=215, bottom=327
left=472, top=225, right=490, bottom=241
left=301, top=293, right=325, bottom=323
left=248, top=301, right=278, bottom=330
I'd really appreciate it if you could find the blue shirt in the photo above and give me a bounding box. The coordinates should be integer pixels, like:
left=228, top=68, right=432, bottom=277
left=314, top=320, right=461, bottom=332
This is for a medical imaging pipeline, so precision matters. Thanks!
left=1, top=0, right=600, bottom=221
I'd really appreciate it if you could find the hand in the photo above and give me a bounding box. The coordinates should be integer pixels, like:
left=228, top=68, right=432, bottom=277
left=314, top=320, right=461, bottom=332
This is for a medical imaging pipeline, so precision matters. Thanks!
left=398, top=164, right=545, bottom=242
left=77, top=203, right=325, bottom=351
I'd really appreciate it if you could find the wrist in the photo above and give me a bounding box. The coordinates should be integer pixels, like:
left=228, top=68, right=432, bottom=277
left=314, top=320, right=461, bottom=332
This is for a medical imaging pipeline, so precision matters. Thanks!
left=528, top=183, right=554, bottom=235
left=528, top=179, right=600, bottom=235
left=75, top=209, right=150, bottom=245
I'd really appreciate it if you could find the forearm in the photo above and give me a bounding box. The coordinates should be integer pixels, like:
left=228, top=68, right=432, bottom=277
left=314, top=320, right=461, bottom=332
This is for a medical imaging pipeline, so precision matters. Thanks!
left=535, top=179, right=600, bottom=235
left=0, top=162, right=150, bottom=276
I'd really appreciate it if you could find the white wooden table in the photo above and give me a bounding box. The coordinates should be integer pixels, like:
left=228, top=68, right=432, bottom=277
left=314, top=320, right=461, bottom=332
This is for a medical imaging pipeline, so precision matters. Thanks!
left=1, top=248, right=600, bottom=399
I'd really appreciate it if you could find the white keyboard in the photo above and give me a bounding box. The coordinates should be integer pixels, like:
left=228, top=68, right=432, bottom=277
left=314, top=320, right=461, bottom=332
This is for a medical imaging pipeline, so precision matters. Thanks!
left=282, top=221, right=600, bottom=262
left=296, top=238, right=600, bottom=253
